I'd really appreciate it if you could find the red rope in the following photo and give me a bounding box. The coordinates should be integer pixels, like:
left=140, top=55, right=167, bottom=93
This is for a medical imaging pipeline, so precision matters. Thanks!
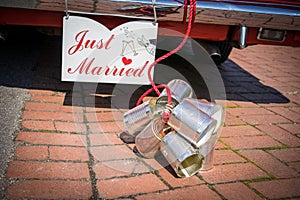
left=136, top=0, right=196, bottom=122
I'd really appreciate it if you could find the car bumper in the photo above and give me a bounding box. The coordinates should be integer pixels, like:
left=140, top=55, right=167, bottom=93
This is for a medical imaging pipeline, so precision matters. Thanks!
left=1, top=0, right=299, bottom=31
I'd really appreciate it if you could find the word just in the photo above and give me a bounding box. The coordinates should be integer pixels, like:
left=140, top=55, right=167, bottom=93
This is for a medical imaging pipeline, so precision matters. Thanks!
left=68, top=30, right=115, bottom=55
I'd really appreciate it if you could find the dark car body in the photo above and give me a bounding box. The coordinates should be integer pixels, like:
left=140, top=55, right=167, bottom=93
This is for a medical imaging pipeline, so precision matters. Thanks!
left=1, top=0, right=300, bottom=63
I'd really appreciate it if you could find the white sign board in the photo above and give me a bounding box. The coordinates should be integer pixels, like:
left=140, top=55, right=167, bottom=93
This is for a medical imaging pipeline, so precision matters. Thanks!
left=62, top=16, right=158, bottom=84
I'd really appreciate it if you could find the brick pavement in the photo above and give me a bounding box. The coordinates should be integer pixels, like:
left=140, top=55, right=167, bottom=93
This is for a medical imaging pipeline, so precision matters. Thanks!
left=3, top=36, right=300, bottom=199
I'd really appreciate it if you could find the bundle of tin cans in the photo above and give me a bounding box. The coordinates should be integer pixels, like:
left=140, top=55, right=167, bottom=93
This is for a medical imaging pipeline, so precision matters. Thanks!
left=123, top=79, right=223, bottom=178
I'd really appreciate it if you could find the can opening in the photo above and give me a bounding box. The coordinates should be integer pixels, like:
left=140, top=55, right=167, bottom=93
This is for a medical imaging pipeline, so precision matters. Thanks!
left=177, top=154, right=203, bottom=178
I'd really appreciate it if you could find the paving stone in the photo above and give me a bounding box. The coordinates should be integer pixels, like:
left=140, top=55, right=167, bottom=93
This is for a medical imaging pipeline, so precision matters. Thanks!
left=224, top=113, right=247, bottom=126
left=157, top=167, right=204, bottom=188
left=85, top=111, right=124, bottom=122
left=240, top=149, right=298, bottom=178
left=6, top=180, right=92, bottom=199
left=213, top=149, right=246, bottom=165
left=89, top=133, right=123, bottom=146
left=250, top=178, right=300, bottom=199
left=135, top=185, right=221, bottom=200
left=14, top=146, right=48, bottom=160
left=55, top=121, right=87, bottom=133
left=278, top=123, right=300, bottom=135
left=221, top=125, right=262, bottom=137
left=97, top=174, right=169, bottom=199
left=239, top=113, right=292, bottom=125
left=221, top=135, right=282, bottom=150
left=257, top=124, right=300, bottom=147
left=31, top=95, right=65, bottom=103
left=22, top=120, right=56, bottom=131
left=288, top=162, right=300, bottom=173
left=200, top=163, right=269, bottom=184
left=16, top=132, right=87, bottom=146
left=266, top=107, right=300, bottom=122
left=91, top=145, right=137, bottom=161
left=94, top=159, right=150, bottom=179
left=25, top=102, right=61, bottom=111
left=227, top=107, right=274, bottom=116
left=49, top=146, right=89, bottom=161
left=89, top=121, right=124, bottom=133
left=268, top=148, right=300, bottom=163
left=7, top=161, right=90, bottom=179
left=214, top=182, right=263, bottom=200
left=22, top=110, right=84, bottom=122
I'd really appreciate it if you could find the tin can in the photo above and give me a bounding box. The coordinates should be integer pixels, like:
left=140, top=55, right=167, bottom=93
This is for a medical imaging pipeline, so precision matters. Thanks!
left=160, top=131, right=203, bottom=178
left=123, top=97, right=165, bottom=137
left=157, top=79, right=193, bottom=107
left=185, top=98, right=223, bottom=132
left=135, top=118, right=171, bottom=158
left=167, top=99, right=217, bottom=147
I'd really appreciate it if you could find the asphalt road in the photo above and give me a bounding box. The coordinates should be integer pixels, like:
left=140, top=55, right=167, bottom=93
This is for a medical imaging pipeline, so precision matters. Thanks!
left=0, top=27, right=39, bottom=193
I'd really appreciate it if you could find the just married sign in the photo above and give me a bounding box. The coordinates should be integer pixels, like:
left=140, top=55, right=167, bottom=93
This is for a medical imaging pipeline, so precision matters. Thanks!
left=62, top=16, right=158, bottom=84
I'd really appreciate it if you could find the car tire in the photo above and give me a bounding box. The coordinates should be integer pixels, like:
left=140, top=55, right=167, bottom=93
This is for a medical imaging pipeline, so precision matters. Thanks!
left=193, top=40, right=232, bottom=65
left=214, top=41, right=232, bottom=65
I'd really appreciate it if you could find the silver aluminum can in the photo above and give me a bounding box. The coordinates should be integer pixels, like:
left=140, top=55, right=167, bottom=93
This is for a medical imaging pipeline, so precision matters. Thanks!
left=157, top=79, right=193, bottom=107
left=160, top=132, right=203, bottom=178
left=185, top=98, right=223, bottom=132
left=135, top=118, right=171, bottom=159
left=123, top=97, right=164, bottom=137
left=167, top=99, right=217, bottom=147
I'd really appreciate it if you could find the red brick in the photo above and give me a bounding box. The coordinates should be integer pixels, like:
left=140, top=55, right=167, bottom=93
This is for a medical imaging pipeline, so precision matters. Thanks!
left=221, top=125, right=262, bottom=137
left=16, top=132, right=87, bottom=146
left=158, top=167, right=204, bottom=188
left=239, top=114, right=292, bottom=125
left=268, top=148, right=300, bottom=162
left=214, top=182, right=263, bottom=200
left=55, top=121, right=87, bottom=133
left=89, top=133, right=123, bottom=146
left=250, top=178, right=300, bottom=199
left=25, top=102, right=60, bottom=111
left=22, top=120, right=56, bottom=131
left=7, top=161, right=90, bottom=179
left=200, top=163, right=269, bottom=184
left=86, top=112, right=124, bottom=122
left=233, top=101, right=260, bottom=108
left=289, top=162, right=300, bottom=172
left=49, top=146, right=89, bottom=161
left=6, top=180, right=92, bottom=199
left=227, top=107, right=274, bottom=116
left=215, top=140, right=227, bottom=149
left=240, top=150, right=298, bottom=178
left=31, top=95, right=65, bottom=103
left=267, top=107, right=300, bottom=122
left=224, top=113, right=246, bottom=126
left=94, top=159, right=149, bottom=179
left=23, top=110, right=83, bottom=122
left=136, top=185, right=221, bottom=200
left=25, top=102, right=83, bottom=113
left=91, top=145, right=136, bottom=161
left=29, top=89, right=58, bottom=96
left=278, top=123, right=300, bottom=135
left=214, top=150, right=245, bottom=165
left=257, top=124, right=300, bottom=147
left=89, top=121, right=124, bottom=133
left=290, top=106, right=300, bottom=114
left=258, top=102, right=297, bottom=108
left=97, top=174, right=168, bottom=199
left=86, top=107, right=120, bottom=112
left=14, top=146, right=48, bottom=160
left=60, top=105, right=83, bottom=113
left=221, top=135, right=282, bottom=150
